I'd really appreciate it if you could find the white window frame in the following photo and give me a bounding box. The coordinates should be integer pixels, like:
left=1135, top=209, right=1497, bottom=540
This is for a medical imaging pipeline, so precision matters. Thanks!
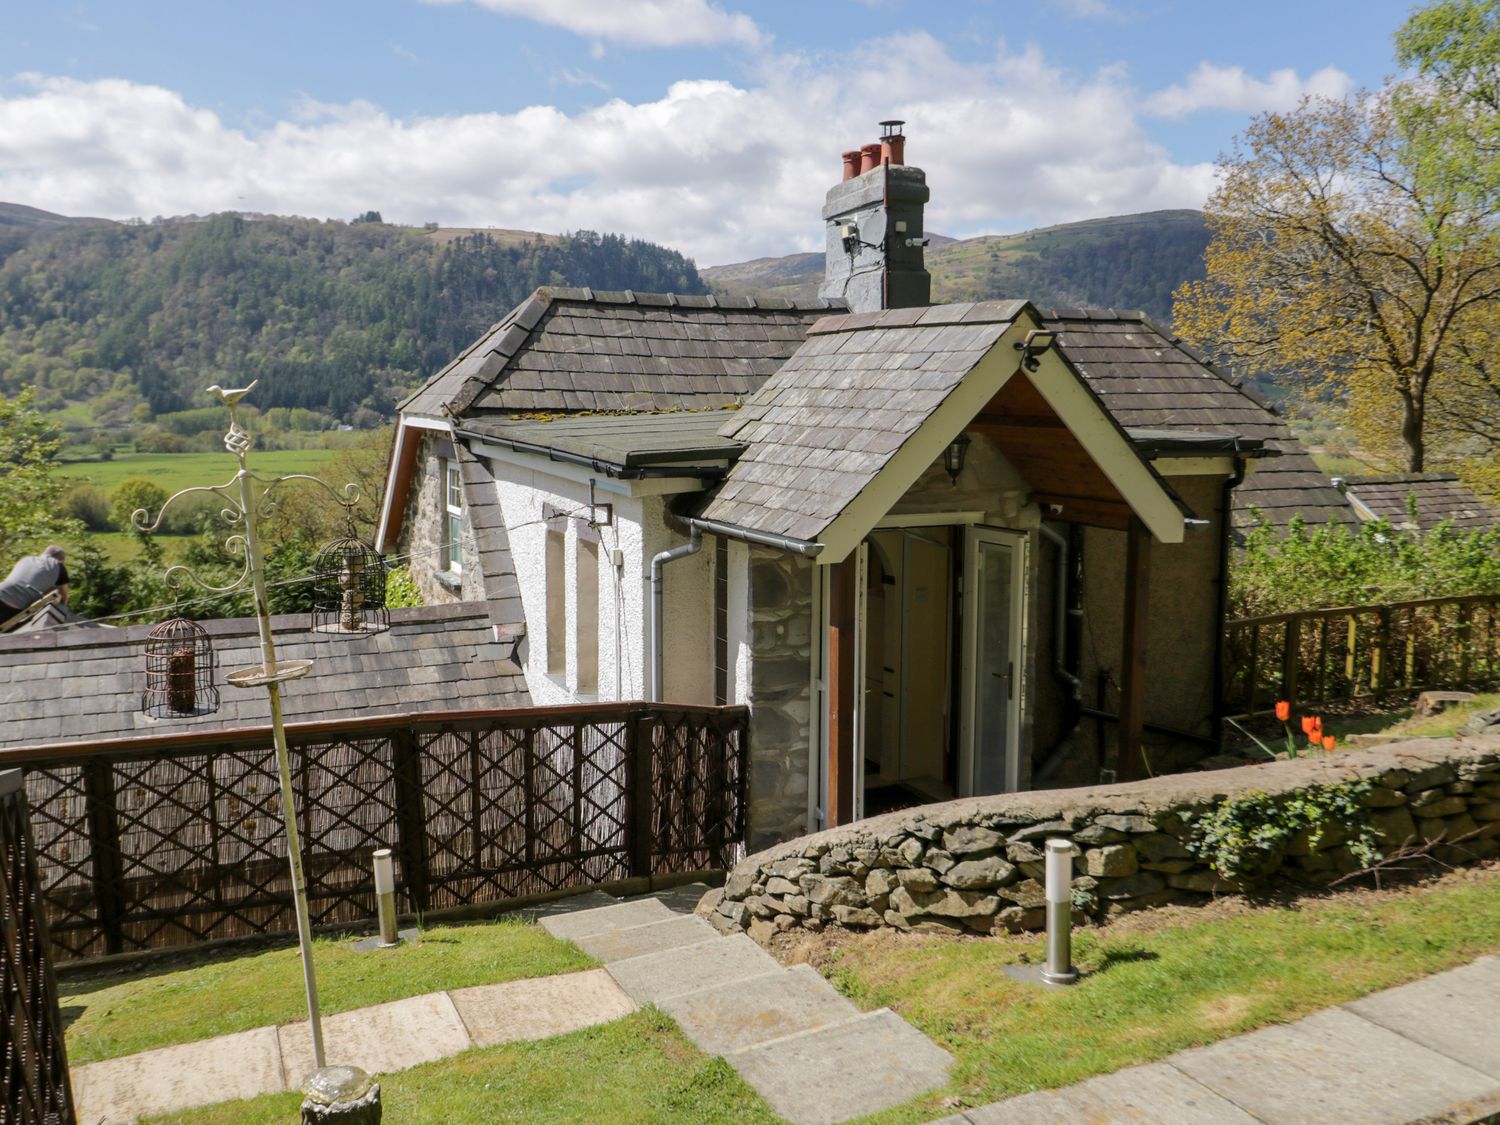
left=443, top=461, right=464, bottom=576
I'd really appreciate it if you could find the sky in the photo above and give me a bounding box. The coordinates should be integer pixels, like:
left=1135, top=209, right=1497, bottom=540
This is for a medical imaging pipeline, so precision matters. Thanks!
left=0, top=0, right=1419, bottom=265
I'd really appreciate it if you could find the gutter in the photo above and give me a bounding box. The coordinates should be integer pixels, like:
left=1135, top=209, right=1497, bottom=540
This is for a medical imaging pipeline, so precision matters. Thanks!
left=455, top=427, right=732, bottom=481
left=674, top=513, right=825, bottom=558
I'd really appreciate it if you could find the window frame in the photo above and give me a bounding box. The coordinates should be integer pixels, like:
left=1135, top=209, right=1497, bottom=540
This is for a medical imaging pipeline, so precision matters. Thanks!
left=442, top=460, right=464, bottom=576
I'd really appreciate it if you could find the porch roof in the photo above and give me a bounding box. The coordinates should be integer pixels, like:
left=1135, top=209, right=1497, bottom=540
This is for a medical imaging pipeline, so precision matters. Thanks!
left=1343, top=473, right=1500, bottom=532
left=699, top=300, right=1192, bottom=557
left=459, top=410, right=744, bottom=476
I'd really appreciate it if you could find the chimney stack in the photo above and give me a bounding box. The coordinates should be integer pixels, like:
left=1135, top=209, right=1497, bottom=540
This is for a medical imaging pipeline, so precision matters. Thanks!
left=817, top=119, right=930, bottom=314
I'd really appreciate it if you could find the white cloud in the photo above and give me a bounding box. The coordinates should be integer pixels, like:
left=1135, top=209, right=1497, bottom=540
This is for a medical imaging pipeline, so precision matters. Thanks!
left=421, top=0, right=763, bottom=49
left=1049, top=0, right=1128, bottom=21
left=0, top=40, right=1219, bottom=265
left=1143, top=62, right=1353, bottom=119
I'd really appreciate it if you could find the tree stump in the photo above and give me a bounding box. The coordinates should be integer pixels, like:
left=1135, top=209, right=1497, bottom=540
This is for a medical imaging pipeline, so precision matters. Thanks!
left=300, top=1066, right=381, bottom=1124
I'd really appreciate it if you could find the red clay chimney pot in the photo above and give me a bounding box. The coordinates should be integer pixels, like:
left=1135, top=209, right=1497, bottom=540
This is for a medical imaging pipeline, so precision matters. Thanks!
left=859, top=143, right=882, bottom=175
left=881, top=134, right=905, bottom=165
left=841, top=150, right=861, bottom=181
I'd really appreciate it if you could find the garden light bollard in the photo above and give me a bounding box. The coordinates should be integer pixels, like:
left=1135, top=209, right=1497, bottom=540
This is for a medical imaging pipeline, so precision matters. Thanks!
left=1042, top=837, right=1080, bottom=985
left=373, top=849, right=400, bottom=947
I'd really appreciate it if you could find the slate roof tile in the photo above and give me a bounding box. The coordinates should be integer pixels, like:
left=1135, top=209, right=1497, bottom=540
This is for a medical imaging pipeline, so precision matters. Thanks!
left=1344, top=473, right=1500, bottom=532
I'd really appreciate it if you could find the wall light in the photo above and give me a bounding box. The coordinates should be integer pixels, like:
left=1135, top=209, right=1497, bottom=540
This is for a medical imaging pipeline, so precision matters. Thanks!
left=1014, top=329, right=1058, bottom=372
left=945, top=432, right=971, bottom=485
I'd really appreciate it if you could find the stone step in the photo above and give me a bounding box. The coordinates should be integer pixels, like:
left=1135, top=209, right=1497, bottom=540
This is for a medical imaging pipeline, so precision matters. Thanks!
left=729, top=1007, right=954, bottom=1125
left=963, top=1062, right=1258, bottom=1124
left=608, top=933, right=781, bottom=1004
left=571, top=914, right=719, bottom=963
left=623, top=881, right=714, bottom=914
left=659, top=963, right=862, bottom=1057
left=539, top=896, right=676, bottom=942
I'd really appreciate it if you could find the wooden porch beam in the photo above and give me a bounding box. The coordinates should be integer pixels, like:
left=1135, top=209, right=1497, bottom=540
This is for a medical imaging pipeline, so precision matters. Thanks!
left=1118, top=517, right=1152, bottom=781
left=1030, top=493, right=1132, bottom=531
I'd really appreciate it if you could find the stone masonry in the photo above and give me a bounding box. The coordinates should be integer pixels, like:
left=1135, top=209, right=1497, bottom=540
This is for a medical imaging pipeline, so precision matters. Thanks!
left=707, top=736, right=1500, bottom=940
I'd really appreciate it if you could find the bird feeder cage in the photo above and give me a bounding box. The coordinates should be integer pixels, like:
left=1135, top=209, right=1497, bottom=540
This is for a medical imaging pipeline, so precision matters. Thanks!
left=311, top=536, right=389, bottom=636
left=142, top=616, right=220, bottom=718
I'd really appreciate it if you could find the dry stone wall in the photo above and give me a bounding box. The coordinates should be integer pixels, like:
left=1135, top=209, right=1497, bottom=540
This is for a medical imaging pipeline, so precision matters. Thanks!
left=707, top=736, right=1500, bottom=940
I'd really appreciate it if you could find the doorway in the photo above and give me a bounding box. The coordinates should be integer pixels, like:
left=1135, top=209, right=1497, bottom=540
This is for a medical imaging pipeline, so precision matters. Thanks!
left=859, top=528, right=956, bottom=816
left=959, top=527, right=1027, bottom=796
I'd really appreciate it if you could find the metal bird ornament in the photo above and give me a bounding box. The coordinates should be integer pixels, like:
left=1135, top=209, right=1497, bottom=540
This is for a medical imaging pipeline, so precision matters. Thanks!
left=206, top=380, right=259, bottom=406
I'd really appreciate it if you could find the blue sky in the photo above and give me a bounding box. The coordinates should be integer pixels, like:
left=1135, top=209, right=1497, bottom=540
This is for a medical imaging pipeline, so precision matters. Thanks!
left=0, top=0, right=1420, bottom=263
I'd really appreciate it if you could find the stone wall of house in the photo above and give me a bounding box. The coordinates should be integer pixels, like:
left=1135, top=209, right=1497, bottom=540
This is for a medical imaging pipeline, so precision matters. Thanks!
left=706, top=736, right=1500, bottom=940
left=746, top=546, right=815, bottom=850
left=398, top=432, right=483, bottom=607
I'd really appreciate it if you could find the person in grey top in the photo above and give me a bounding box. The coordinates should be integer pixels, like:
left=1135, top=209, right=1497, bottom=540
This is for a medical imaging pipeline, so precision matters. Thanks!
left=0, top=546, right=71, bottom=630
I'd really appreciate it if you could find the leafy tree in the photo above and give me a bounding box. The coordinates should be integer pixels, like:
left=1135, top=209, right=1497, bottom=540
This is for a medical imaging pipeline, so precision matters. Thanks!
left=109, top=478, right=169, bottom=533
left=0, top=389, right=80, bottom=569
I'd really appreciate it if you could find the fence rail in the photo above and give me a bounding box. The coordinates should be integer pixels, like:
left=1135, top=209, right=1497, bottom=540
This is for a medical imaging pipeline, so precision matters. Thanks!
left=0, top=703, right=748, bottom=963
left=1, top=769, right=76, bottom=1123
left=1224, top=593, right=1500, bottom=717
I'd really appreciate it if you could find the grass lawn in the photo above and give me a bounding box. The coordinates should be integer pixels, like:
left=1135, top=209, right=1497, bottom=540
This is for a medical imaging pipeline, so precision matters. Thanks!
left=791, top=863, right=1500, bottom=1123
left=58, top=449, right=340, bottom=496
left=59, top=917, right=592, bottom=1065
left=142, top=1010, right=779, bottom=1125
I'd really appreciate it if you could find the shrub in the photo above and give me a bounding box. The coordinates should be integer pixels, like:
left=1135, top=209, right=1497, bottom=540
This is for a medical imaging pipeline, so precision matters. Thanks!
left=1187, top=782, right=1381, bottom=883
left=62, top=483, right=112, bottom=531
left=385, top=565, right=423, bottom=609
left=109, top=478, right=169, bottom=533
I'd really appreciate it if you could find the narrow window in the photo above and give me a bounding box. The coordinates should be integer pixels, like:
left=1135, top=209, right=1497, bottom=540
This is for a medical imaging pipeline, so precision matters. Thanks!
left=545, top=528, right=566, bottom=675
left=576, top=537, right=599, bottom=694
left=443, top=462, right=463, bottom=574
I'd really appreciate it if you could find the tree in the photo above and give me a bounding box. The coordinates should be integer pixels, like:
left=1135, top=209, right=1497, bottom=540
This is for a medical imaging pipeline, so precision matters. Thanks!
left=109, top=478, right=169, bottom=533
left=0, top=389, right=81, bottom=570
left=1175, top=36, right=1500, bottom=472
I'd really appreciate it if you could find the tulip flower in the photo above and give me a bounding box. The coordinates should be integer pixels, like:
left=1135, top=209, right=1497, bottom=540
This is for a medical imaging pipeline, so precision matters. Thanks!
left=1275, top=700, right=1291, bottom=721
left=1322, top=735, right=1336, bottom=752
left=1301, top=715, right=1316, bottom=736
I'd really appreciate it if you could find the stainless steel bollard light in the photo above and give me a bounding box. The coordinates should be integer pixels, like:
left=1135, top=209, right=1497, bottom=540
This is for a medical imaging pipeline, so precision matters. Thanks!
left=1041, top=838, right=1080, bottom=985
left=373, top=848, right=400, bottom=948
left=1003, top=836, right=1081, bottom=989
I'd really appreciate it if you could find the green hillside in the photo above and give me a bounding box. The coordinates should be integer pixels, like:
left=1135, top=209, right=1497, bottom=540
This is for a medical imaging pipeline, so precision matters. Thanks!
left=702, top=209, right=1209, bottom=325
left=0, top=211, right=707, bottom=438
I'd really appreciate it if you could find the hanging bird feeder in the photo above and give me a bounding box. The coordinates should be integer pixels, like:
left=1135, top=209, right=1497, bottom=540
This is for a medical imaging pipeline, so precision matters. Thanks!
left=310, top=535, right=389, bottom=636
left=142, top=616, right=220, bottom=717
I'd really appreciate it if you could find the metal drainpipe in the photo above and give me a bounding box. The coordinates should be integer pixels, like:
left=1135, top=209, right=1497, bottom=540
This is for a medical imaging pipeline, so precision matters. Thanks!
left=1211, top=445, right=1248, bottom=747
left=650, top=526, right=702, bottom=702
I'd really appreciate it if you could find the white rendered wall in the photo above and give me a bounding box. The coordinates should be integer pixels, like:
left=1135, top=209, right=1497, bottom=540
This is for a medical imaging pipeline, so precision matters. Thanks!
left=639, top=501, right=716, bottom=705
left=729, top=539, right=751, bottom=706
left=493, top=460, right=646, bottom=705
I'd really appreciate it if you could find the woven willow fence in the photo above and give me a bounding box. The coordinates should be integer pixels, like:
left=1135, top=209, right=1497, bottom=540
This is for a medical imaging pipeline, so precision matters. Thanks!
left=1, top=703, right=748, bottom=962
left=1224, top=593, right=1500, bottom=717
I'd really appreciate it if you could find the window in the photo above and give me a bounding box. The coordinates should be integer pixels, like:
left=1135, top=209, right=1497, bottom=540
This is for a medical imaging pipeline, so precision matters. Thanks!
left=443, top=462, right=463, bottom=574
left=576, top=536, right=599, bottom=694
left=545, top=527, right=566, bottom=675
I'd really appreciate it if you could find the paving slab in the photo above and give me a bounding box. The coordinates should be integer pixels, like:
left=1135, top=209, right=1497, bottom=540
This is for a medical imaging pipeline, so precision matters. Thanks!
left=540, top=896, right=676, bottom=941
left=628, top=881, right=714, bottom=914
left=71, top=1026, right=284, bottom=1124
left=516, top=889, right=619, bottom=921
left=659, top=963, right=861, bottom=1056
left=1344, top=955, right=1500, bottom=1081
left=1171, top=1007, right=1497, bottom=1125
left=964, top=1061, right=1258, bottom=1124
left=450, top=968, right=635, bottom=1046
left=571, top=913, right=718, bottom=963
left=608, top=933, right=781, bottom=1003
left=278, top=991, right=472, bottom=1083
left=730, top=1007, right=953, bottom=1125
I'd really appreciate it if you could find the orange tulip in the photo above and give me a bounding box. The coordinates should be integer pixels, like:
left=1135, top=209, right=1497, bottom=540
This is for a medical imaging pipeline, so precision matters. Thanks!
left=1301, top=715, right=1316, bottom=735
left=1275, top=701, right=1291, bottom=722
left=1322, top=735, right=1336, bottom=751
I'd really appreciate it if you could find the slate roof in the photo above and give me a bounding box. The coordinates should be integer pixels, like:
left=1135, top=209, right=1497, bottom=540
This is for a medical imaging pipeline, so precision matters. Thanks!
left=0, top=603, right=529, bottom=751
left=401, top=287, right=842, bottom=420
left=1042, top=309, right=1357, bottom=531
left=460, top=410, right=743, bottom=475
left=700, top=302, right=1027, bottom=543
left=1343, top=473, right=1500, bottom=532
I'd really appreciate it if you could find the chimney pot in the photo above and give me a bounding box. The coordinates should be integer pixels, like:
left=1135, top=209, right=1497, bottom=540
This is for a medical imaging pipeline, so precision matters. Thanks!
left=841, top=150, right=862, bottom=181
left=859, top=143, right=882, bottom=175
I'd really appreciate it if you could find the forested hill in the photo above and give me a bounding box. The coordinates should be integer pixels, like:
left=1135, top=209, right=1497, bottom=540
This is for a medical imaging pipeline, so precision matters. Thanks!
left=703, top=210, right=1210, bottom=325
left=0, top=212, right=706, bottom=429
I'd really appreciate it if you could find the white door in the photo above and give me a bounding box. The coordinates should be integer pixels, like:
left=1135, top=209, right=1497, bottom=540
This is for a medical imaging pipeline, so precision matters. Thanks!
left=960, top=528, right=1027, bottom=796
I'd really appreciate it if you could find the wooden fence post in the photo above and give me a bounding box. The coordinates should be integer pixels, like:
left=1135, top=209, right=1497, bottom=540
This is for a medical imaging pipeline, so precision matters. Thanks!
left=1374, top=607, right=1391, bottom=701
left=389, top=728, right=429, bottom=916
left=82, top=757, right=127, bottom=956
left=628, top=711, right=655, bottom=879
left=1281, top=616, right=1301, bottom=710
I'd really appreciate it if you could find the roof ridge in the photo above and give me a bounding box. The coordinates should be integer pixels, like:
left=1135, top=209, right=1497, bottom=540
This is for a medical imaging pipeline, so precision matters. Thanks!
left=536, top=285, right=843, bottom=312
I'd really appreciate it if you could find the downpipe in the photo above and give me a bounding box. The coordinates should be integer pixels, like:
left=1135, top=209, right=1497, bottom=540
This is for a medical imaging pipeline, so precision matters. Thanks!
left=650, top=526, right=702, bottom=702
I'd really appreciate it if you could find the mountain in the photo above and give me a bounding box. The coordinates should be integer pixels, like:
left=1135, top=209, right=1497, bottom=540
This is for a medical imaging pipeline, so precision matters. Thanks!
left=0, top=209, right=706, bottom=433
left=702, top=210, right=1210, bottom=325
left=0, top=202, right=114, bottom=229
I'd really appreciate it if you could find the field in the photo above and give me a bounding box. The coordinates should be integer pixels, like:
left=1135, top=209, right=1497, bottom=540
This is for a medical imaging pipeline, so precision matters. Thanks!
left=58, top=449, right=341, bottom=496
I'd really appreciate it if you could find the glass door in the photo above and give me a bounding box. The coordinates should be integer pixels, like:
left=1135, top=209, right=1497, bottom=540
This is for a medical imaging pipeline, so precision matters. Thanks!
left=960, top=528, right=1027, bottom=796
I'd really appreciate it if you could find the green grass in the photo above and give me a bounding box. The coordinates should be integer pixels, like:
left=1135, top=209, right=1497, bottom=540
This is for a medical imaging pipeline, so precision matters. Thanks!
left=59, top=917, right=593, bottom=1065
left=813, top=865, right=1500, bottom=1122
left=142, top=1009, right=779, bottom=1125
left=57, top=449, right=340, bottom=496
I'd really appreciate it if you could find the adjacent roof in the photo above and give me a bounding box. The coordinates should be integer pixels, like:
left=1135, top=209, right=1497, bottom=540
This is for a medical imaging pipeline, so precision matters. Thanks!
left=0, top=603, right=529, bottom=751
left=401, top=287, right=842, bottom=420
left=1042, top=309, right=1356, bottom=531
left=461, top=410, right=743, bottom=476
left=1343, top=473, right=1500, bottom=532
